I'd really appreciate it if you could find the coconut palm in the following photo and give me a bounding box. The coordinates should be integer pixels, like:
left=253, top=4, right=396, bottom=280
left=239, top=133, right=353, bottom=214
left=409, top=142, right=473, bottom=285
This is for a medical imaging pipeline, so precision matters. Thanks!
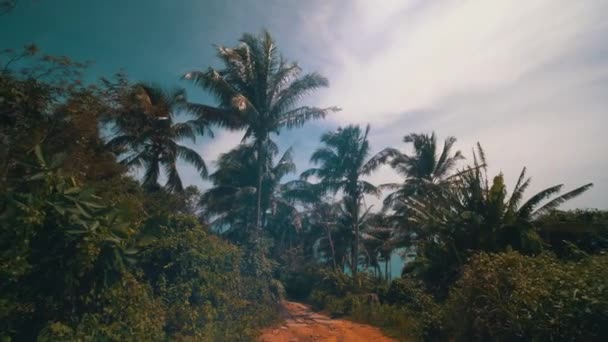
left=302, top=124, right=384, bottom=275
left=105, top=84, right=207, bottom=192
left=304, top=201, right=343, bottom=270
left=374, top=132, right=464, bottom=210
left=184, top=30, right=338, bottom=239
left=412, top=144, right=593, bottom=250
left=406, top=144, right=593, bottom=294
left=361, top=213, right=396, bottom=281
left=202, top=143, right=313, bottom=248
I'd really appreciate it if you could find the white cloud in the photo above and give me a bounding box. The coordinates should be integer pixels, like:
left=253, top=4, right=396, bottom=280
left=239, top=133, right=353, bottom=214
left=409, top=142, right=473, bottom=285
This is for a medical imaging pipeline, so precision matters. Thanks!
left=295, top=0, right=608, bottom=209
left=200, top=130, right=244, bottom=169
left=178, top=129, right=244, bottom=190
left=305, top=0, right=607, bottom=125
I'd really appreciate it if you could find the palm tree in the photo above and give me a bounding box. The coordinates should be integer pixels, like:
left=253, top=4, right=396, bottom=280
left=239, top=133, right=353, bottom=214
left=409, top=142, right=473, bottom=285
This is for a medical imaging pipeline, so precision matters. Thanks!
left=105, top=84, right=207, bottom=192
left=361, top=213, right=395, bottom=281
left=184, top=31, right=338, bottom=241
left=302, top=124, right=384, bottom=275
left=202, top=143, right=312, bottom=249
left=406, top=144, right=593, bottom=295
left=375, top=132, right=464, bottom=210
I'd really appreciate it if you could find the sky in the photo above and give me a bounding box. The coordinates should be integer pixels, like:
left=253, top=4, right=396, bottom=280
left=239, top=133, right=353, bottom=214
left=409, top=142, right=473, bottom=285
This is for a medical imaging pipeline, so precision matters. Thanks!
left=2, top=0, right=607, bottom=210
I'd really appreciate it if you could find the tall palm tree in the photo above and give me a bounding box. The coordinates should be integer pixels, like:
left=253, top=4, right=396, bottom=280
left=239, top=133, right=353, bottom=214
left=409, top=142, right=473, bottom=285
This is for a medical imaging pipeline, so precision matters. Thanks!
left=302, top=124, right=384, bottom=275
left=201, top=143, right=312, bottom=247
left=375, top=132, right=464, bottom=210
left=184, top=30, right=338, bottom=240
left=105, top=84, right=207, bottom=192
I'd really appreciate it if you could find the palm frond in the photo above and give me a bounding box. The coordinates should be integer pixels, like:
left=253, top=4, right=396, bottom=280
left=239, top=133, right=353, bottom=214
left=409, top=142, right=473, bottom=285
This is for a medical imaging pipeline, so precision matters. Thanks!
left=175, top=144, right=208, bottom=178
left=361, top=148, right=400, bottom=175
left=506, top=167, right=530, bottom=214
left=301, top=168, right=321, bottom=180
left=142, top=158, right=160, bottom=189
left=277, top=106, right=339, bottom=129
left=268, top=60, right=301, bottom=102
left=172, top=122, right=197, bottom=142
left=518, top=184, right=564, bottom=219
left=164, top=161, right=184, bottom=192
left=309, top=147, right=338, bottom=165
left=271, top=72, right=329, bottom=115
left=183, top=102, right=244, bottom=130
left=106, top=135, right=140, bottom=152
left=272, top=147, right=296, bottom=179
left=435, top=136, right=463, bottom=178
left=359, top=180, right=381, bottom=197
left=532, top=183, right=593, bottom=218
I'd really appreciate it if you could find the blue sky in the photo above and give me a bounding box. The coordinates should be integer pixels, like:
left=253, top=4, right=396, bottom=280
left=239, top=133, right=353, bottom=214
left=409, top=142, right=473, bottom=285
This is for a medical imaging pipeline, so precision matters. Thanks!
left=3, top=0, right=607, bottom=209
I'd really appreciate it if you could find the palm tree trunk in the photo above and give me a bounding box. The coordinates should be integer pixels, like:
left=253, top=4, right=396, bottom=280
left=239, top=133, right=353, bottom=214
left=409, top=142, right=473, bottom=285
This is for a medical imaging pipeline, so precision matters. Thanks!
left=255, top=140, right=264, bottom=235
left=250, top=139, right=265, bottom=278
left=352, top=197, right=359, bottom=276
left=385, top=257, right=389, bottom=282
left=325, top=225, right=338, bottom=271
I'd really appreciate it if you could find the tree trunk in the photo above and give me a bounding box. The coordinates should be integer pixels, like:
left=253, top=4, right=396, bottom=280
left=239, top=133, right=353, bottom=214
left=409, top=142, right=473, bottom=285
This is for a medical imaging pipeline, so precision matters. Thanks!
left=251, top=139, right=265, bottom=278
left=352, top=197, right=359, bottom=276
left=325, top=225, right=338, bottom=271
left=255, top=140, right=264, bottom=235
left=385, top=256, right=389, bottom=282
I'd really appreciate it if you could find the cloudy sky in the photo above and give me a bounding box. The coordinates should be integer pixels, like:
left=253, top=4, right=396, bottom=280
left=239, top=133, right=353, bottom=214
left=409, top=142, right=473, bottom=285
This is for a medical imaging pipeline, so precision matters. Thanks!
left=3, top=0, right=607, bottom=209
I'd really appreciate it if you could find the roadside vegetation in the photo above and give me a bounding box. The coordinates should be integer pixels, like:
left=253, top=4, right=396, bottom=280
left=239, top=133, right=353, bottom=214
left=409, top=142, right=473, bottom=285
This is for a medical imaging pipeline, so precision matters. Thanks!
left=1, top=31, right=606, bottom=341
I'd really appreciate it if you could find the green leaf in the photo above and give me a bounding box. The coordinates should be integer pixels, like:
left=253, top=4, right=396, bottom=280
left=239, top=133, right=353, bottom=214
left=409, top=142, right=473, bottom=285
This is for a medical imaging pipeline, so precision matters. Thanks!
left=28, top=172, right=45, bottom=181
left=77, top=188, right=96, bottom=200
left=124, top=248, right=138, bottom=255
left=64, top=187, right=81, bottom=195
left=34, top=145, right=45, bottom=166
left=79, top=201, right=105, bottom=209
left=48, top=202, right=66, bottom=215
left=66, top=229, right=87, bottom=235
left=103, top=236, right=122, bottom=244
left=49, top=152, right=67, bottom=169
left=75, top=203, right=92, bottom=218
left=90, top=220, right=100, bottom=231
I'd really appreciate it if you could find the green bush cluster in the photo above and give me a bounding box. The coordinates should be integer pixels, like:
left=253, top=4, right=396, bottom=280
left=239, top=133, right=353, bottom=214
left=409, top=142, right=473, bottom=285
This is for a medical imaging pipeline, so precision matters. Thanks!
left=303, top=249, right=608, bottom=341
left=305, top=270, right=440, bottom=340
left=0, top=155, right=276, bottom=341
left=444, top=251, right=608, bottom=341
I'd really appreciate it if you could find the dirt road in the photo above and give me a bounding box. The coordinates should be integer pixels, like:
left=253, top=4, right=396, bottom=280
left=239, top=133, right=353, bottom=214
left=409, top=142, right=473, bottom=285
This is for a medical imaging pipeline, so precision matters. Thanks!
left=259, top=301, right=397, bottom=342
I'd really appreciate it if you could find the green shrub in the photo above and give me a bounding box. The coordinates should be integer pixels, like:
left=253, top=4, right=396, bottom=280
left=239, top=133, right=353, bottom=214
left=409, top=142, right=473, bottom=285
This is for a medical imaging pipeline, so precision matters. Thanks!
left=310, top=284, right=438, bottom=340
left=281, top=263, right=323, bottom=300
left=38, top=273, right=166, bottom=341
left=349, top=303, right=420, bottom=341
left=383, top=278, right=443, bottom=338
left=444, top=251, right=608, bottom=341
left=139, top=215, right=277, bottom=340
left=317, top=269, right=384, bottom=297
left=306, top=270, right=438, bottom=341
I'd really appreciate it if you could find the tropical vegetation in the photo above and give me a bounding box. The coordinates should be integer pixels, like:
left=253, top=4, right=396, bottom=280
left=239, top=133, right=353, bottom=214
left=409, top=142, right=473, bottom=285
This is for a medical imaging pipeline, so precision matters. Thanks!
left=1, top=30, right=607, bottom=342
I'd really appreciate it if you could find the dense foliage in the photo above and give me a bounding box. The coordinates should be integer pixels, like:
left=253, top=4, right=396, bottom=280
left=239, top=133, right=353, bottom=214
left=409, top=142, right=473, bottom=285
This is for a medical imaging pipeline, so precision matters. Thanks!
left=1, top=29, right=606, bottom=342
left=0, top=45, right=278, bottom=341
left=445, top=251, right=608, bottom=341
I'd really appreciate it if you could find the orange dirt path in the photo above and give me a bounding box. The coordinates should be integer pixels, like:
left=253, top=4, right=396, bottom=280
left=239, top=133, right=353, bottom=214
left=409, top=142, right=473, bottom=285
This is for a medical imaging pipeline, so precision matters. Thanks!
left=259, top=301, right=397, bottom=342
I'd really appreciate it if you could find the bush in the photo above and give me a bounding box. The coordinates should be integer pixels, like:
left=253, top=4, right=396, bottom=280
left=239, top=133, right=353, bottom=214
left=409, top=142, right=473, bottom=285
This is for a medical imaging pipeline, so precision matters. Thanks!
left=309, top=279, right=440, bottom=340
left=138, top=215, right=277, bottom=340
left=0, top=170, right=277, bottom=341
left=279, top=249, right=324, bottom=300
left=444, top=251, right=608, bottom=341
left=38, top=273, right=166, bottom=341
left=383, top=278, right=443, bottom=338
left=349, top=303, right=420, bottom=341
left=305, top=269, right=437, bottom=340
